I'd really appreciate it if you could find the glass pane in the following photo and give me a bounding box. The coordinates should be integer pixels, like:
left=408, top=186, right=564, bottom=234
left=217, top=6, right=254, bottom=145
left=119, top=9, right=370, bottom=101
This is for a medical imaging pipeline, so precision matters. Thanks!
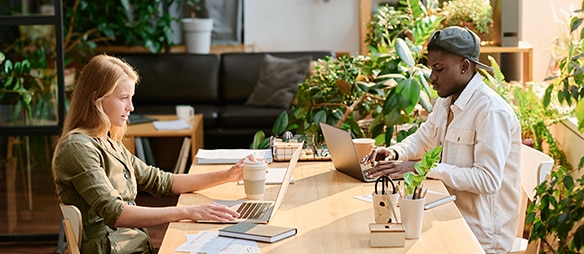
left=0, top=0, right=56, bottom=17
left=0, top=135, right=61, bottom=236
left=0, top=23, right=60, bottom=127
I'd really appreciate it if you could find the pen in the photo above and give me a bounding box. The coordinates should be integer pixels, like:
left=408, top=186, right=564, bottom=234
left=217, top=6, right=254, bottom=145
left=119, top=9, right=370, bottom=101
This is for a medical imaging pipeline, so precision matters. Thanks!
left=424, top=195, right=457, bottom=210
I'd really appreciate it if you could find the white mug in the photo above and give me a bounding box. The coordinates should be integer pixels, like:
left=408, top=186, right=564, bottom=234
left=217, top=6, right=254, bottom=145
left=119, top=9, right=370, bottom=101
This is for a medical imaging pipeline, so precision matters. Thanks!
left=176, top=105, right=194, bottom=121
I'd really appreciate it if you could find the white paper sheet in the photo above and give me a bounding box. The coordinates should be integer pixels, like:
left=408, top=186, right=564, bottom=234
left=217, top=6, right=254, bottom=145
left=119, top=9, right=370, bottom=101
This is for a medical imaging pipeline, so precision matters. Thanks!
left=152, top=119, right=191, bottom=130
left=196, top=149, right=273, bottom=164
left=175, top=230, right=259, bottom=254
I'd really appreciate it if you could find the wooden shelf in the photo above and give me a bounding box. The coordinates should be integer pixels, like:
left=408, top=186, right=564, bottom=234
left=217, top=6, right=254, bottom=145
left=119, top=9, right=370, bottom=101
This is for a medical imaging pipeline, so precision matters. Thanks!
left=480, top=41, right=533, bottom=83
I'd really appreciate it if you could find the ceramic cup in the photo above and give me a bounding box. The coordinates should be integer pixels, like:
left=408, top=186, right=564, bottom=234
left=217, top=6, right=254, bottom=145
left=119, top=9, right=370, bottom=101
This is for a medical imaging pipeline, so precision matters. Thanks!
left=399, top=197, right=426, bottom=239
left=242, top=159, right=268, bottom=200
left=176, top=105, right=194, bottom=121
left=352, top=138, right=375, bottom=162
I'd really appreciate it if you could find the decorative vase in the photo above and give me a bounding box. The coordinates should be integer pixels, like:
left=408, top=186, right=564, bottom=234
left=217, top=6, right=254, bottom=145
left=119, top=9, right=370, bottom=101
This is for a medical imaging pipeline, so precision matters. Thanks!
left=181, top=18, right=213, bottom=54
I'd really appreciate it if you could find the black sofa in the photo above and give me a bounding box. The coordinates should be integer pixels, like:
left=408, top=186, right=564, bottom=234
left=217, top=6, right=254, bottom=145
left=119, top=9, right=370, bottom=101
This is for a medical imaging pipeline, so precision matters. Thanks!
left=118, top=51, right=334, bottom=149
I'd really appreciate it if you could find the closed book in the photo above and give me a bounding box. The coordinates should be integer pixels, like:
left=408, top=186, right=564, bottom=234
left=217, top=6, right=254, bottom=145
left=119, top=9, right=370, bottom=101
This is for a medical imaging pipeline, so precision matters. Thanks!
left=218, top=222, right=297, bottom=243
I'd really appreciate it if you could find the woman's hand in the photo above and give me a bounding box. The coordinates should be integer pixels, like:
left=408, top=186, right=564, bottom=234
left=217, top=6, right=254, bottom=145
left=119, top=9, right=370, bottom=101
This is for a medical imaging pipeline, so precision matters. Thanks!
left=224, top=154, right=270, bottom=182
left=365, top=160, right=416, bottom=179
left=185, top=203, right=240, bottom=222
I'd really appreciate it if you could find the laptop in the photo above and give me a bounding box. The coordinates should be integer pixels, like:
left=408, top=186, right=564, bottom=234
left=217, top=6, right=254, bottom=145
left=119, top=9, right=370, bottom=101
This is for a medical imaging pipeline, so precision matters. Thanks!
left=319, top=122, right=377, bottom=182
left=197, top=143, right=303, bottom=224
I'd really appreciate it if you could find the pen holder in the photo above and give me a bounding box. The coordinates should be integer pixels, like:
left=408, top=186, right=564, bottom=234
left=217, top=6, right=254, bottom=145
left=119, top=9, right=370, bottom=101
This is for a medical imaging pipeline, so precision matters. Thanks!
left=399, top=197, right=426, bottom=239
left=372, top=193, right=400, bottom=223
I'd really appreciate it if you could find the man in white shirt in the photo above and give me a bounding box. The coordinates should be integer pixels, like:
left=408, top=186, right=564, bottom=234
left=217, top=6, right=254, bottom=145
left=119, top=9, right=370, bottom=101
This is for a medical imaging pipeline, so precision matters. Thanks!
left=365, top=26, right=521, bottom=254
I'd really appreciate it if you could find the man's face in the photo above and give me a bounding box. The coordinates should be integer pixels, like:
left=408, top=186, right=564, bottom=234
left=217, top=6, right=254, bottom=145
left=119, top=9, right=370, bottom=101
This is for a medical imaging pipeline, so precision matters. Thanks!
left=427, top=50, right=469, bottom=98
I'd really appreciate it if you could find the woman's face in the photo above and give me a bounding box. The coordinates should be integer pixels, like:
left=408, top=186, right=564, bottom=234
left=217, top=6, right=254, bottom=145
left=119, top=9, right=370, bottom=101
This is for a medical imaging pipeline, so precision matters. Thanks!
left=101, top=79, right=135, bottom=127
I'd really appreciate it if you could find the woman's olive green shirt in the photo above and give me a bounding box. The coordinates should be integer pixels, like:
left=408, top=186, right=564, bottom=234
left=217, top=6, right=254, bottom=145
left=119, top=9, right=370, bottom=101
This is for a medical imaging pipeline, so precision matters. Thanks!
left=53, top=133, right=175, bottom=254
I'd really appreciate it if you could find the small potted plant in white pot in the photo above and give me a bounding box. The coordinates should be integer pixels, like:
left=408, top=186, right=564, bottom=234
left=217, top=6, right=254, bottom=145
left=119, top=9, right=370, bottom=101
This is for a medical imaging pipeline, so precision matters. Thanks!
left=179, top=0, right=213, bottom=54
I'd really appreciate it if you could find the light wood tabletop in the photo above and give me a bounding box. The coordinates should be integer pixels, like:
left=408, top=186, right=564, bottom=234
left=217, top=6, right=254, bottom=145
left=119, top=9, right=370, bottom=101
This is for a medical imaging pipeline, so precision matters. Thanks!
left=158, top=161, right=483, bottom=253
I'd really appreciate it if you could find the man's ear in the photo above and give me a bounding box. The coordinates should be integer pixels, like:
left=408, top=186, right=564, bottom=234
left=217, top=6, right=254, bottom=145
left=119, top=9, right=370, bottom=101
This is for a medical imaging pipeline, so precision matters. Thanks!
left=460, top=59, right=471, bottom=74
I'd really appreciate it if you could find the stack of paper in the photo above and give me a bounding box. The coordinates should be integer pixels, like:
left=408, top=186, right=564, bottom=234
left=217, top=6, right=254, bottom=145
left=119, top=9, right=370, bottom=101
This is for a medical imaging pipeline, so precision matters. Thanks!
left=152, top=119, right=191, bottom=130
left=196, top=149, right=273, bottom=164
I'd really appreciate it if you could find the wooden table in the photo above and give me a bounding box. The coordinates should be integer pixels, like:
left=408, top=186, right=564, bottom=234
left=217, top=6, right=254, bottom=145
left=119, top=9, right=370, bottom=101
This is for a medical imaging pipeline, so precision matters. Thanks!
left=158, top=161, right=483, bottom=253
left=123, top=114, right=204, bottom=159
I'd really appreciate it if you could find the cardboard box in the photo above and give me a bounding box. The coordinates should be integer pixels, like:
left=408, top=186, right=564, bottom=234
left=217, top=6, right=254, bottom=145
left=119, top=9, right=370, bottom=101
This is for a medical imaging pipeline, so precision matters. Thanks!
left=369, top=223, right=405, bottom=247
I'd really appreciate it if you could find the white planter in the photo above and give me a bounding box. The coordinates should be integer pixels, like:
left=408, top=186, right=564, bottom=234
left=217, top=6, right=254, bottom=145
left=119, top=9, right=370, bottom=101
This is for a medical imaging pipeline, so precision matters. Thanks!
left=181, top=18, right=213, bottom=54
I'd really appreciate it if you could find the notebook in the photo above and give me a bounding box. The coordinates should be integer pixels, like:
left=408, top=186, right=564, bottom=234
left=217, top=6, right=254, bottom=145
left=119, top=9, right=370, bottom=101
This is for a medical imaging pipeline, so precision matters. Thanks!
left=319, top=122, right=377, bottom=182
left=197, top=143, right=303, bottom=224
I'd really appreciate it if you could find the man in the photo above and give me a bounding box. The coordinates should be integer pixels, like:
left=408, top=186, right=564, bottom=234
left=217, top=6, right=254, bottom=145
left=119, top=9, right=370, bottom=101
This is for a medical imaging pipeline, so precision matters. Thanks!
left=365, top=26, right=521, bottom=253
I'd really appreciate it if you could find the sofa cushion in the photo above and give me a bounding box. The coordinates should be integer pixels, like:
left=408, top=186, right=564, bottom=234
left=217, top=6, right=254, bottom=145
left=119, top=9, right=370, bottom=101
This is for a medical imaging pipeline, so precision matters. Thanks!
left=119, top=53, right=221, bottom=105
left=221, top=51, right=336, bottom=104
left=219, top=104, right=287, bottom=129
left=244, top=54, right=311, bottom=109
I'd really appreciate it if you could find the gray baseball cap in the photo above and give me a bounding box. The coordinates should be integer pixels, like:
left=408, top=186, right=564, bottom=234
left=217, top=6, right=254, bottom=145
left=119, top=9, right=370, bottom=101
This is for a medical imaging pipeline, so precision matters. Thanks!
left=428, top=26, right=493, bottom=71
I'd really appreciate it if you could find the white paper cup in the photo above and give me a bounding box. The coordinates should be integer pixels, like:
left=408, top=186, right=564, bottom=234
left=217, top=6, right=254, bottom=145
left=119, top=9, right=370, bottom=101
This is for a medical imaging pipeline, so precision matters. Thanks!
left=352, top=138, right=375, bottom=162
left=176, top=105, right=194, bottom=121
left=399, top=197, right=425, bottom=239
left=242, top=160, right=267, bottom=200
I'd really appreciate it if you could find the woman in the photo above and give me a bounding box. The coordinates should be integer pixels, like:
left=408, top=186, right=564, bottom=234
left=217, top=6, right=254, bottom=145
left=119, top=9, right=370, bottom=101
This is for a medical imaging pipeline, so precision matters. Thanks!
left=52, top=54, right=252, bottom=253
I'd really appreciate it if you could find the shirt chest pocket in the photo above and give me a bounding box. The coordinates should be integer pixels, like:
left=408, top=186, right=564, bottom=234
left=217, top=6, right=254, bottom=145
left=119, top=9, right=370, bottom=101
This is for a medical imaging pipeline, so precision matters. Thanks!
left=444, top=129, right=476, bottom=167
left=445, top=129, right=476, bottom=145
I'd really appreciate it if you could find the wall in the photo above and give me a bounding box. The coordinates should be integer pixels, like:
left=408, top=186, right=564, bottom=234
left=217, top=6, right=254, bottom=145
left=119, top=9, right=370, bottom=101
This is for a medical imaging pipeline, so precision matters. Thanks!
left=243, top=0, right=360, bottom=53
left=521, top=0, right=580, bottom=81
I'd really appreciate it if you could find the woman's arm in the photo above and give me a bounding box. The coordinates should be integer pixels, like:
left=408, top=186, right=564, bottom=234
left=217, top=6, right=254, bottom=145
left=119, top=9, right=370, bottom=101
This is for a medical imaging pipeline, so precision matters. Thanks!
left=114, top=203, right=239, bottom=228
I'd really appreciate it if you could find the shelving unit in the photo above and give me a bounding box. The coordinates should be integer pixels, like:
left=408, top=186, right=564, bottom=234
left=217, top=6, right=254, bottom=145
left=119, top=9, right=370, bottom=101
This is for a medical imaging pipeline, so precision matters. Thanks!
left=0, top=0, right=65, bottom=243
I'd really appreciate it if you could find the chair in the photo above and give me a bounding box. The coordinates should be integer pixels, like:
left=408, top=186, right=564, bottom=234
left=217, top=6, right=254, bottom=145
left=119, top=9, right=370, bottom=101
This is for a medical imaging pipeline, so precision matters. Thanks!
left=510, top=145, right=554, bottom=254
left=59, top=203, right=82, bottom=254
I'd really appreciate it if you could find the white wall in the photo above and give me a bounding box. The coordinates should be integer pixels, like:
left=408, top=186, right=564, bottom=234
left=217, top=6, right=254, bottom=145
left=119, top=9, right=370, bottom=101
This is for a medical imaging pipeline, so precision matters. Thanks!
left=243, top=0, right=360, bottom=53
left=521, top=0, right=581, bottom=81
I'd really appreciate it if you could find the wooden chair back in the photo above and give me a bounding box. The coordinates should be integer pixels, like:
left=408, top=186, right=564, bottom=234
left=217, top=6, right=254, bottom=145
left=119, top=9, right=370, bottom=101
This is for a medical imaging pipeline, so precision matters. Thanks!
left=59, top=203, right=82, bottom=254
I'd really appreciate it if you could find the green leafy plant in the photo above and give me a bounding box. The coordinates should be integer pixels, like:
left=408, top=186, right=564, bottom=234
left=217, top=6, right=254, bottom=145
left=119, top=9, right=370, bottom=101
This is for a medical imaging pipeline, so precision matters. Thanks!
left=441, top=0, right=494, bottom=39
left=63, top=0, right=177, bottom=53
left=526, top=166, right=584, bottom=253
left=366, top=0, right=444, bottom=49
left=250, top=0, right=443, bottom=150
left=402, top=146, right=442, bottom=196
left=250, top=111, right=288, bottom=149
left=543, top=3, right=584, bottom=134
left=0, top=51, right=35, bottom=120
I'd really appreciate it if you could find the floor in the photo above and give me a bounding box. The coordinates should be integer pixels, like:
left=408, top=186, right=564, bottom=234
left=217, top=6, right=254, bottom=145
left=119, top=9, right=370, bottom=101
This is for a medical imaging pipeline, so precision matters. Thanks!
left=0, top=167, right=177, bottom=254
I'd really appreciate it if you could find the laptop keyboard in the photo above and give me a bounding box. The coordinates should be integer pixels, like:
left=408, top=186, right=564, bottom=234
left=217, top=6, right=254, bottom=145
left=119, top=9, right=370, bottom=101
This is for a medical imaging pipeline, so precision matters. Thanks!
left=362, top=164, right=376, bottom=180
left=236, top=202, right=271, bottom=219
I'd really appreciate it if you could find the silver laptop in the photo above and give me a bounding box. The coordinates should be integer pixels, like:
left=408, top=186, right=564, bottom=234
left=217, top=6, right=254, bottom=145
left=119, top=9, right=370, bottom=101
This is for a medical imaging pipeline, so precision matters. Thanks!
left=197, top=143, right=303, bottom=224
left=320, top=122, right=377, bottom=182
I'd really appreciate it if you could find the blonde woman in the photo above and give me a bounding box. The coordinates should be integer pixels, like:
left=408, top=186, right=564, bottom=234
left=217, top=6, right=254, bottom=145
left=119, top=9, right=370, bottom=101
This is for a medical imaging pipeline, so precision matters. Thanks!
left=52, top=54, right=253, bottom=253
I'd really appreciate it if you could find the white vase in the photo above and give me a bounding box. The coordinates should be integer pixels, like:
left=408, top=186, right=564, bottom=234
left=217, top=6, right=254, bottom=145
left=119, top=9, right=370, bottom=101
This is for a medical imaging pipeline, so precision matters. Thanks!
left=181, top=18, right=213, bottom=54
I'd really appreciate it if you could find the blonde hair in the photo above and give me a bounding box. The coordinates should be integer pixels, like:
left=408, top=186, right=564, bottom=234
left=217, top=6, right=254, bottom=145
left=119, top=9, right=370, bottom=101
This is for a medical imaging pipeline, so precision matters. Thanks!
left=57, top=54, right=139, bottom=144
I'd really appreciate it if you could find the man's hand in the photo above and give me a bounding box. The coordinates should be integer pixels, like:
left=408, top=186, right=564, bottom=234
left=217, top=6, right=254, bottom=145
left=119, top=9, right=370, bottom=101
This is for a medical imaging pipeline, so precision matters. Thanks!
left=365, top=160, right=416, bottom=179
left=362, top=147, right=397, bottom=166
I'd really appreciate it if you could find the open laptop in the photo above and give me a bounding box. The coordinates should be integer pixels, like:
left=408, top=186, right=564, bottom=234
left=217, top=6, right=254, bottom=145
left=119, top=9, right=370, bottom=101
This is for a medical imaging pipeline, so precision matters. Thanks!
left=320, top=122, right=378, bottom=182
left=197, top=143, right=303, bottom=224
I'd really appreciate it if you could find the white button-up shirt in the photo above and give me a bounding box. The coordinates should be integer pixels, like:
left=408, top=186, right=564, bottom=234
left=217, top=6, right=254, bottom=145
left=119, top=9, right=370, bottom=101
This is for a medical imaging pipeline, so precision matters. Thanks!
left=391, top=73, right=521, bottom=254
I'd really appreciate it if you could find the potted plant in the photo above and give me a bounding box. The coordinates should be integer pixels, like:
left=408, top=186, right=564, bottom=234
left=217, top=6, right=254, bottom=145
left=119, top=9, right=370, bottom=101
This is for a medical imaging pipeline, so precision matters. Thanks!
left=399, top=145, right=442, bottom=239
left=522, top=3, right=584, bottom=252
left=178, top=0, right=214, bottom=53
left=440, top=0, right=494, bottom=42
left=251, top=0, right=442, bottom=149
